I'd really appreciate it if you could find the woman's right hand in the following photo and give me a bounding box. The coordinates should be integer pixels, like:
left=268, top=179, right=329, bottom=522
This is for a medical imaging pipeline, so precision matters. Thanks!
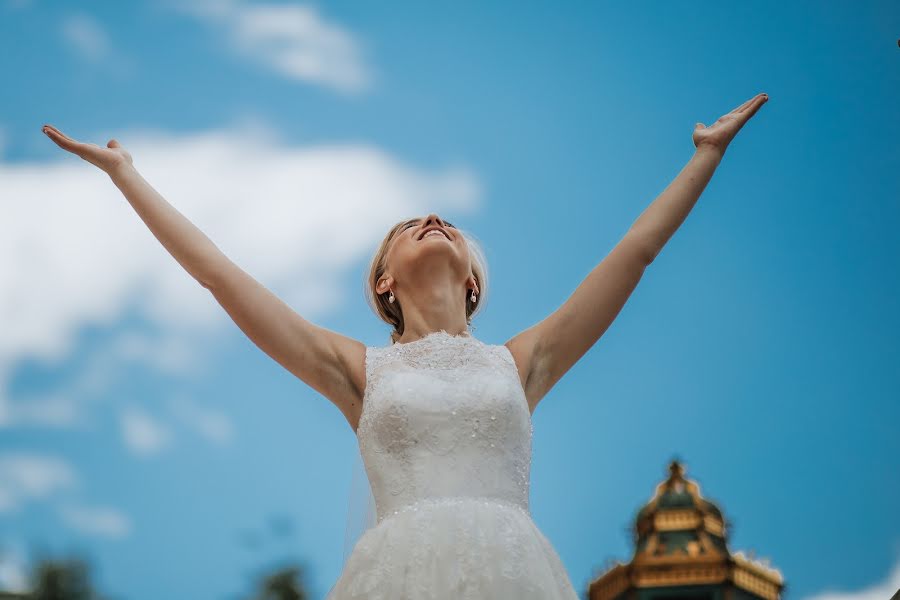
left=42, top=124, right=134, bottom=174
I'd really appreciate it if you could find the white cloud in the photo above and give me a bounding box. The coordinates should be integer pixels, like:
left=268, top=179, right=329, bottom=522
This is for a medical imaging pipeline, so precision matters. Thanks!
left=119, top=407, right=173, bottom=456
left=5, top=392, right=82, bottom=428
left=0, top=453, right=76, bottom=512
left=61, top=13, right=111, bottom=62
left=59, top=13, right=134, bottom=76
left=0, top=453, right=131, bottom=538
left=58, top=504, right=132, bottom=539
left=4, top=338, right=129, bottom=429
left=0, top=543, right=28, bottom=593
left=110, top=330, right=206, bottom=377
left=0, top=118, right=481, bottom=429
left=802, top=556, right=900, bottom=600
left=4, top=329, right=205, bottom=429
left=169, top=394, right=233, bottom=445
left=170, top=0, right=371, bottom=93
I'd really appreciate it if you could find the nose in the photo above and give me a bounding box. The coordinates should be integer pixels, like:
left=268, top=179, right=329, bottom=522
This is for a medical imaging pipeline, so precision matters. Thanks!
left=422, top=213, right=445, bottom=228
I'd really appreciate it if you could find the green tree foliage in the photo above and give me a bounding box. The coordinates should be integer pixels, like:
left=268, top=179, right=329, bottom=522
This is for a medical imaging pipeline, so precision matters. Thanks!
left=248, top=564, right=308, bottom=600
left=28, top=555, right=110, bottom=600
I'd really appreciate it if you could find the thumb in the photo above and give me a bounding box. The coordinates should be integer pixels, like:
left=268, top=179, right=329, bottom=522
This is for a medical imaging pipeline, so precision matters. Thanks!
left=694, top=123, right=705, bottom=130
left=107, top=139, right=120, bottom=148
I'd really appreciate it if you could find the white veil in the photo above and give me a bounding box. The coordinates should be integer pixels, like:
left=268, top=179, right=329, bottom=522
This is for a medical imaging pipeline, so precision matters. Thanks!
left=342, top=441, right=377, bottom=565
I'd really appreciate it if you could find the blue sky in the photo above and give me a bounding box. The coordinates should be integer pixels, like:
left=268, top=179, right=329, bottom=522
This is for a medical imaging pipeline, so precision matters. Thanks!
left=1, top=1, right=898, bottom=599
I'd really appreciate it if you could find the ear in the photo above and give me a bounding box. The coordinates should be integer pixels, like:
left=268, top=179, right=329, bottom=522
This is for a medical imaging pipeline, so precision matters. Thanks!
left=376, top=275, right=394, bottom=295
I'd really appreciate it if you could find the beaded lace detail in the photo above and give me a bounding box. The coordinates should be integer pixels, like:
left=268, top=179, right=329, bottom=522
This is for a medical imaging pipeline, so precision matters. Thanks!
left=326, top=330, right=579, bottom=600
left=357, top=330, right=534, bottom=523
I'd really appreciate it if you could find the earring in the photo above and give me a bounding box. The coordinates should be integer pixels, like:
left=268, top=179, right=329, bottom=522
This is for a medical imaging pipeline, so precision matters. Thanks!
left=470, top=289, right=477, bottom=303
left=388, top=289, right=395, bottom=304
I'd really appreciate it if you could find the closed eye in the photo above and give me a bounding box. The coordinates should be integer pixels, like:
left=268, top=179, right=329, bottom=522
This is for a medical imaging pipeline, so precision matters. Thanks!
left=404, top=219, right=456, bottom=231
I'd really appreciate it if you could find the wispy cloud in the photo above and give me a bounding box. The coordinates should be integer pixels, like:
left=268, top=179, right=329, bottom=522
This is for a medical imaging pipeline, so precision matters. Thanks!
left=170, top=0, right=372, bottom=93
left=1, top=330, right=199, bottom=430
left=0, top=543, right=28, bottom=594
left=802, top=556, right=900, bottom=600
left=119, top=396, right=233, bottom=455
left=4, top=391, right=83, bottom=428
left=61, top=13, right=111, bottom=63
left=1, top=118, right=481, bottom=431
left=0, top=453, right=76, bottom=513
left=59, top=503, right=132, bottom=539
left=119, top=406, right=173, bottom=456
left=0, top=452, right=131, bottom=539
left=169, top=394, right=233, bottom=445
left=59, top=13, right=133, bottom=77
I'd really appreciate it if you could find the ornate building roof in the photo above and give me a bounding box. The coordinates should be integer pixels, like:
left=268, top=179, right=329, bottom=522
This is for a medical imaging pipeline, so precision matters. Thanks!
left=588, top=459, right=785, bottom=600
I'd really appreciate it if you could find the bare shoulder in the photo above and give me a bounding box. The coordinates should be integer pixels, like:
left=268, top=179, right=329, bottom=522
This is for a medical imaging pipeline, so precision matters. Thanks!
left=502, top=326, right=548, bottom=415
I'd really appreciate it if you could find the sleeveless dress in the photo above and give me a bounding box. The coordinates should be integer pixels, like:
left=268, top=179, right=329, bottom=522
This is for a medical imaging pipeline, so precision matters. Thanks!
left=325, top=329, right=580, bottom=599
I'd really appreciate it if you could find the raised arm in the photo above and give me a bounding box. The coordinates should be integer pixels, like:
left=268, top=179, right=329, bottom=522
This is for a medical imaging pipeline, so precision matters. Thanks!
left=504, top=92, right=769, bottom=414
left=41, top=125, right=366, bottom=430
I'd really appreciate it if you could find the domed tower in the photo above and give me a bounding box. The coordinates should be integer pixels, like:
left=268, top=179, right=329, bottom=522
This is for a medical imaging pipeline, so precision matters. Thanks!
left=588, top=459, right=784, bottom=600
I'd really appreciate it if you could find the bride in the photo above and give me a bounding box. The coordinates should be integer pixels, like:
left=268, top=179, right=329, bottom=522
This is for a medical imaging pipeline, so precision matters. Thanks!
left=42, top=91, right=768, bottom=598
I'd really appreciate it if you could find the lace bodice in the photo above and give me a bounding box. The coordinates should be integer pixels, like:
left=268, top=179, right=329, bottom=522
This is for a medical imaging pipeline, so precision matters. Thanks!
left=326, top=330, right=580, bottom=599
left=357, top=330, right=534, bottom=524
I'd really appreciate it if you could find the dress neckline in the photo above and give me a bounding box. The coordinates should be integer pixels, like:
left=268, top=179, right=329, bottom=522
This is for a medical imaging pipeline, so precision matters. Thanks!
left=392, top=329, right=477, bottom=347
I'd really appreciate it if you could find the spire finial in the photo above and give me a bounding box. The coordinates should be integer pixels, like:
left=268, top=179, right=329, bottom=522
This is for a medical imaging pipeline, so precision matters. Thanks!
left=668, top=458, right=685, bottom=480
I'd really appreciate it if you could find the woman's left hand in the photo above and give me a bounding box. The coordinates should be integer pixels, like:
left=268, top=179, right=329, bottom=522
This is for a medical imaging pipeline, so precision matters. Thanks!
left=692, top=92, right=769, bottom=155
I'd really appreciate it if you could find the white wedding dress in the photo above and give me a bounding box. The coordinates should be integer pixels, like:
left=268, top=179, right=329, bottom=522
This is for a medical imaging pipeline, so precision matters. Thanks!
left=325, top=330, right=580, bottom=600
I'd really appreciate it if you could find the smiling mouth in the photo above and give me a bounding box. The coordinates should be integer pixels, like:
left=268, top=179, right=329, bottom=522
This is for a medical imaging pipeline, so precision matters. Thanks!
left=419, top=230, right=451, bottom=241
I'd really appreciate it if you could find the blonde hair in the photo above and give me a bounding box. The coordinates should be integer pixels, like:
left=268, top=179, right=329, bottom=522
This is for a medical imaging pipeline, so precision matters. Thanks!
left=364, top=217, right=489, bottom=345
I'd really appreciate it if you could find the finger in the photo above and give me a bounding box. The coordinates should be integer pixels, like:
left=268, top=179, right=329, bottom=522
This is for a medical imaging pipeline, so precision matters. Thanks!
left=42, top=124, right=71, bottom=141
left=730, top=97, right=756, bottom=114
left=44, top=124, right=86, bottom=147
left=42, top=126, right=69, bottom=148
left=42, top=124, right=75, bottom=148
left=734, top=93, right=768, bottom=114
left=42, top=125, right=88, bottom=153
left=107, top=139, right=120, bottom=148
left=736, top=93, right=768, bottom=122
left=729, top=93, right=765, bottom=115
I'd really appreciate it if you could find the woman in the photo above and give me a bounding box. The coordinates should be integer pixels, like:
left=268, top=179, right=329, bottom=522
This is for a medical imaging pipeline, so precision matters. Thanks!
left=42, top=91, right=768, bottom=598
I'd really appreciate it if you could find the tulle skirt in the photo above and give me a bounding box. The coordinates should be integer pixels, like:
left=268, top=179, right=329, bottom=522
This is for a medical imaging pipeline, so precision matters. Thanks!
left=325, top=496, right=580, bottom=600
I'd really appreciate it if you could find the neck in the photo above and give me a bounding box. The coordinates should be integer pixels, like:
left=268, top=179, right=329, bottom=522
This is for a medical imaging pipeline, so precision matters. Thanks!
left=395, top=273, right=470, bottom=344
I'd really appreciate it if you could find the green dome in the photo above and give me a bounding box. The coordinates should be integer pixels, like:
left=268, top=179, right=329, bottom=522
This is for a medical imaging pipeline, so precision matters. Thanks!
left=632, top=459, right=729, bottom=559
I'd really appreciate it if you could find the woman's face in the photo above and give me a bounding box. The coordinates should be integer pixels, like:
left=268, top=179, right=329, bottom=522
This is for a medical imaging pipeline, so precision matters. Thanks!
left=382, top=213, right=473, bottom=290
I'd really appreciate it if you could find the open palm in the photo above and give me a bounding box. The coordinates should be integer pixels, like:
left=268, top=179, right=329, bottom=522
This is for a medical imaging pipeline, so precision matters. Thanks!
left=42, top=124, right=133, bottom=173
left=692, top=92, right=768, bottom=154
